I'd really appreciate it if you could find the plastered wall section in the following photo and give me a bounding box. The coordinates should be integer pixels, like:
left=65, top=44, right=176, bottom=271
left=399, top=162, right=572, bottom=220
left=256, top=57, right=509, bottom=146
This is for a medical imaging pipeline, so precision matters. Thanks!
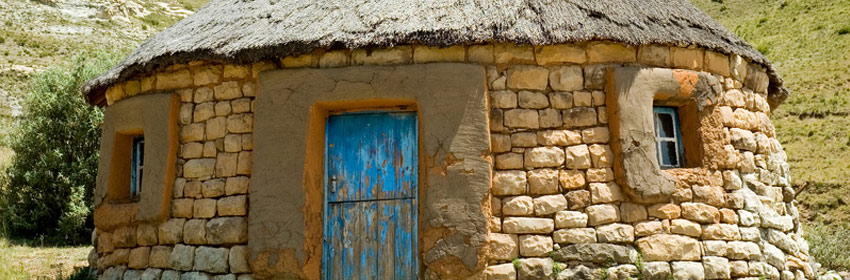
left=92, top=41, right=811, bottom=280
left=251, top=64, right=490, bottom=279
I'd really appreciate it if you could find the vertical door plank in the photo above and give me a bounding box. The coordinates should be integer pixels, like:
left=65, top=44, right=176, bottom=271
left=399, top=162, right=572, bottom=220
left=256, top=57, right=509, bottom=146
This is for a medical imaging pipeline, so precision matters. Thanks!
left=324, top=112, right=418, bottom=279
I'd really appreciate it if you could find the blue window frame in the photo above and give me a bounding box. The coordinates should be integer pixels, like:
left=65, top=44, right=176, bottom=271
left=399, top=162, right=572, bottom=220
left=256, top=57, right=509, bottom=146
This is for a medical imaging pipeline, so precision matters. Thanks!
left=653, top=107, right=685, bottom=168
left=130, top=136, right=144, bottom=200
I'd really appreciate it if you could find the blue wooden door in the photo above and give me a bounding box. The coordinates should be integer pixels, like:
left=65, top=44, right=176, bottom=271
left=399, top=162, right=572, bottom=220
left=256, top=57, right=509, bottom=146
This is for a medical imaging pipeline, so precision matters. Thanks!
left=323, top=111, right=418, bottom=279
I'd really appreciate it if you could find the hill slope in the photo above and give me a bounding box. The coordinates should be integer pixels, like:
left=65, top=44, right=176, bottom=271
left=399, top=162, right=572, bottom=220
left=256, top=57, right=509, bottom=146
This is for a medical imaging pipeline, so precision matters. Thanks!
left=692, top=0, right=850, bottom=270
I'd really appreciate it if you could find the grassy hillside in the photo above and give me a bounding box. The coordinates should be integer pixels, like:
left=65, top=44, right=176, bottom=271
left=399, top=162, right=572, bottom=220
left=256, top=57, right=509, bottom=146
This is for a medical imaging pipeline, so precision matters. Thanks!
left=692, top=0, right=850, bottom=269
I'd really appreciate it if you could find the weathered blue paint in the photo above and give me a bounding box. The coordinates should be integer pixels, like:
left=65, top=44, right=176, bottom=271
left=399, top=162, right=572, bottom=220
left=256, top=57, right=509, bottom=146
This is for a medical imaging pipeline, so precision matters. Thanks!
left=322, top=111, right=418, bottom=279
left=653, top=106, right=685, bottom=168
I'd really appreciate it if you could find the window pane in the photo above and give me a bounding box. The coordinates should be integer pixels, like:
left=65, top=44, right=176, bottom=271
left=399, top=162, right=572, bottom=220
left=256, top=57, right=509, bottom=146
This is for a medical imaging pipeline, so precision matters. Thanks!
left=656, top=113, right=675, bottom=138
left=131, top=136, right=144, bottom=197
left=659, top=141, right=679, bottom=167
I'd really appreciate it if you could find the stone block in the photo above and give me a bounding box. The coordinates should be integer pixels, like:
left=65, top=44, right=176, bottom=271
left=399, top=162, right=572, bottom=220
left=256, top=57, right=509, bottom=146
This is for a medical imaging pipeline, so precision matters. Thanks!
left=587, top=42, right=636, bottom=63
left=129, top=247, right=151, bottom=269
left=206, top=217, right=248, bottom=244
left=552, top=243, right=633, bottom=263
left=352, top=46, right=411, bottom=65
left=502, top=196, right=534, bottom=216
left=701, top=224, right=740, bottom=241
left=582, top=128, right=610, bottom=144
left=194, top=246, right=229, bottom=273
left=214, top=81, right=242, bottom=101
left=226, top=113, right=253, bottom=134
left=169, top=244, right=195, bottom=271
left=586, top=204, right=619, bottom=226
left=671, top=47, right=704, bottom=70
left=730, top=128, right=757, bottom=152
left=705, top=51, right=731, bottom=76
left=620, top=203, right=647, bottom=223
left=533, top=194, right=568, bottom=215
left=693, top=185, right=726, bottom=207
left=558, top=169, right=586, bottom=190
left=413, top=45, right=465, bottom=63
left=184, top=159, right=216, bottom=179
left=538, top=130, right=582, bottom=146
left=158, top=219, right=184, bottom=245
left=596, top=223, right=635, bottom=243
left=149, top=246, right=172, bottom=269
left=548, top=66, right=583, bottom=91
left=517, top=258, right=554, bottom=280
left=229, top=245, right=251, bottom=273
left=504, top=109, right=539, bottom=129
left=193, top=199, right=216, bottom=218
left=495, top=152, right=523, bottom=169
left=136, top=224, right=158, bottom=246
left=502, top=217, right=555, bottom=234
left=527, top=169, right=559, bottom=194
left=237, top=151, right=252, bottom=175
left=524, top=146, right=565, bottom=168
left=225, top=176, right=249, bottom=195
left=468, top=45, right=494, bottom=64
left=506, top=66, right=549, bottom=90
left=511, top=132, right=538, bottom=147
left=638, top=45, right=671, bottom=67
left=519, top=235, right=553, bottom=257
left=518, top=91, right=549, bottom=109
left=183, top=219, right=207, bottom=245
left=641, top=262, right=672, bottom=280
left=179, top=104, right=194, bottom=125
left=637, top=234, right=701, bottom=261
left=223, top=65, right=249, bottom=79
left=491, top=90, right=517, bottom=109
left=488, top=233, right=519, bottom=261
left=671, top=261, right=705, bottom=280
left=493, top=171, right=527, bottom=196
left=726, top=241, right=760, bottom=260
left=635, top=221, right=663, bottom=237
left=535, top=44, right=586, bottom=65
left=483, top=263, right=516, bottom=280
left=682, top=202, right=720, bottom=224
left=494, top=43, right=535, bottom=64
left=113, top=226, right=137, bottom=248
left=218, top=195, right=247, bottom=216
left=586, top=168, right=613, bottom=183
left=588, top=144, right=613, bottom=168
left=564, top=144, right=591, bottom=169
left=181, top=123, right=206, bottom=143
left=555, top=211, right=588, bottom=228
left=566, top=190, right=590, bottom=210
left=549, top=92, right=574, bottom=109
left=590, top=182, right=623, bottom=204
left=156, top=70, right=192, bottom=90
left=201, top=179, right=225, bottom=198
left=563, top=107, right=598, bottom=127
left=553, top=228, right=596, bottom=244
left=671, top=219, right=702, bottom=237
left=572, top=91, right=591, bottom=107
left=539, top=108, right=563, bottom=128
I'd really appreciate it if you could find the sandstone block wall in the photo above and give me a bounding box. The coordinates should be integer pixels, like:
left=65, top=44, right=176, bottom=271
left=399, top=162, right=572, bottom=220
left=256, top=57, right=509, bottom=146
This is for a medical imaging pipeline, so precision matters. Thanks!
left=94, top=42, right=812, bottom=280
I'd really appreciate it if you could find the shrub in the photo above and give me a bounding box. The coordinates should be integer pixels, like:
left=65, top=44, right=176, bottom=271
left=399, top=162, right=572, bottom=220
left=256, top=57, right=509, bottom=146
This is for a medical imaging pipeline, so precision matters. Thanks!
left=805, top=223, right=850, bottom=270
left=0, top=51, right=117, bottom=244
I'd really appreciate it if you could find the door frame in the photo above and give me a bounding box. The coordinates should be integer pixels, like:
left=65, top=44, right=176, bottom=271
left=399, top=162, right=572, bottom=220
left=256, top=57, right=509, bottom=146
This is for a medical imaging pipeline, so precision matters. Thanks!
left=320, top=108, right=420, bottom=278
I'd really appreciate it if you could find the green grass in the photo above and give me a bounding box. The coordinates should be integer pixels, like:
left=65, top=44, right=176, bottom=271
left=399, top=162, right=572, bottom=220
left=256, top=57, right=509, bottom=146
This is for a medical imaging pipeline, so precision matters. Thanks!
left=691, top=0, right=850, bottom=270
left=0, top=237, right=92, bottom=280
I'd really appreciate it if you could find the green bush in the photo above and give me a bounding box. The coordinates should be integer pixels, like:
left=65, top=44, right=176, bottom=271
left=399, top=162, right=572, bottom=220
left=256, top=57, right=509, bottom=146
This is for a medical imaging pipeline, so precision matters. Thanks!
left=0, top=51, right=117, bottom=244
left=805, top=223, right=850, bottom=270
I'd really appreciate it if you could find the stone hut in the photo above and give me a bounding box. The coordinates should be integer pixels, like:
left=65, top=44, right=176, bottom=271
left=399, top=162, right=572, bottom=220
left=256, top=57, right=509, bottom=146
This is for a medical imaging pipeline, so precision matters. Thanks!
left=83, top=1, right=814, bottom=279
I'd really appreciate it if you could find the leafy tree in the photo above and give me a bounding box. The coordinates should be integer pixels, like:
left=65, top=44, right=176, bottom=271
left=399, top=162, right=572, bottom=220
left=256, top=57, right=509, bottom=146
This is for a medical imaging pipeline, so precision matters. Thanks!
left=0, top=51, right=117, bottom=244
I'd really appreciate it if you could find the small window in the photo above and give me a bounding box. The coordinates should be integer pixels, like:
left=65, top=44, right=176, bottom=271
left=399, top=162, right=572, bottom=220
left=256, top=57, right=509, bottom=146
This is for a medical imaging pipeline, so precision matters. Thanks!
left=130, top=136, right=144, bottom=200
left=653, top=107, right=685, bottom=168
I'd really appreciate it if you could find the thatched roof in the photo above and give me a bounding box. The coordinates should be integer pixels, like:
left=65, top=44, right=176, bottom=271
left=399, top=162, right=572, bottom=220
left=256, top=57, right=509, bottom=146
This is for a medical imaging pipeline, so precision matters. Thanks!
left=83, top=0, right=788, bottom=105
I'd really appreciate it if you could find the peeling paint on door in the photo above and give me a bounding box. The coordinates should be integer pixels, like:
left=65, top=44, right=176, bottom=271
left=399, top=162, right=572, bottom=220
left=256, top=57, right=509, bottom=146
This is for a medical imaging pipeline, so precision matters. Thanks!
left=322, top=111, right=418, bottom=279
